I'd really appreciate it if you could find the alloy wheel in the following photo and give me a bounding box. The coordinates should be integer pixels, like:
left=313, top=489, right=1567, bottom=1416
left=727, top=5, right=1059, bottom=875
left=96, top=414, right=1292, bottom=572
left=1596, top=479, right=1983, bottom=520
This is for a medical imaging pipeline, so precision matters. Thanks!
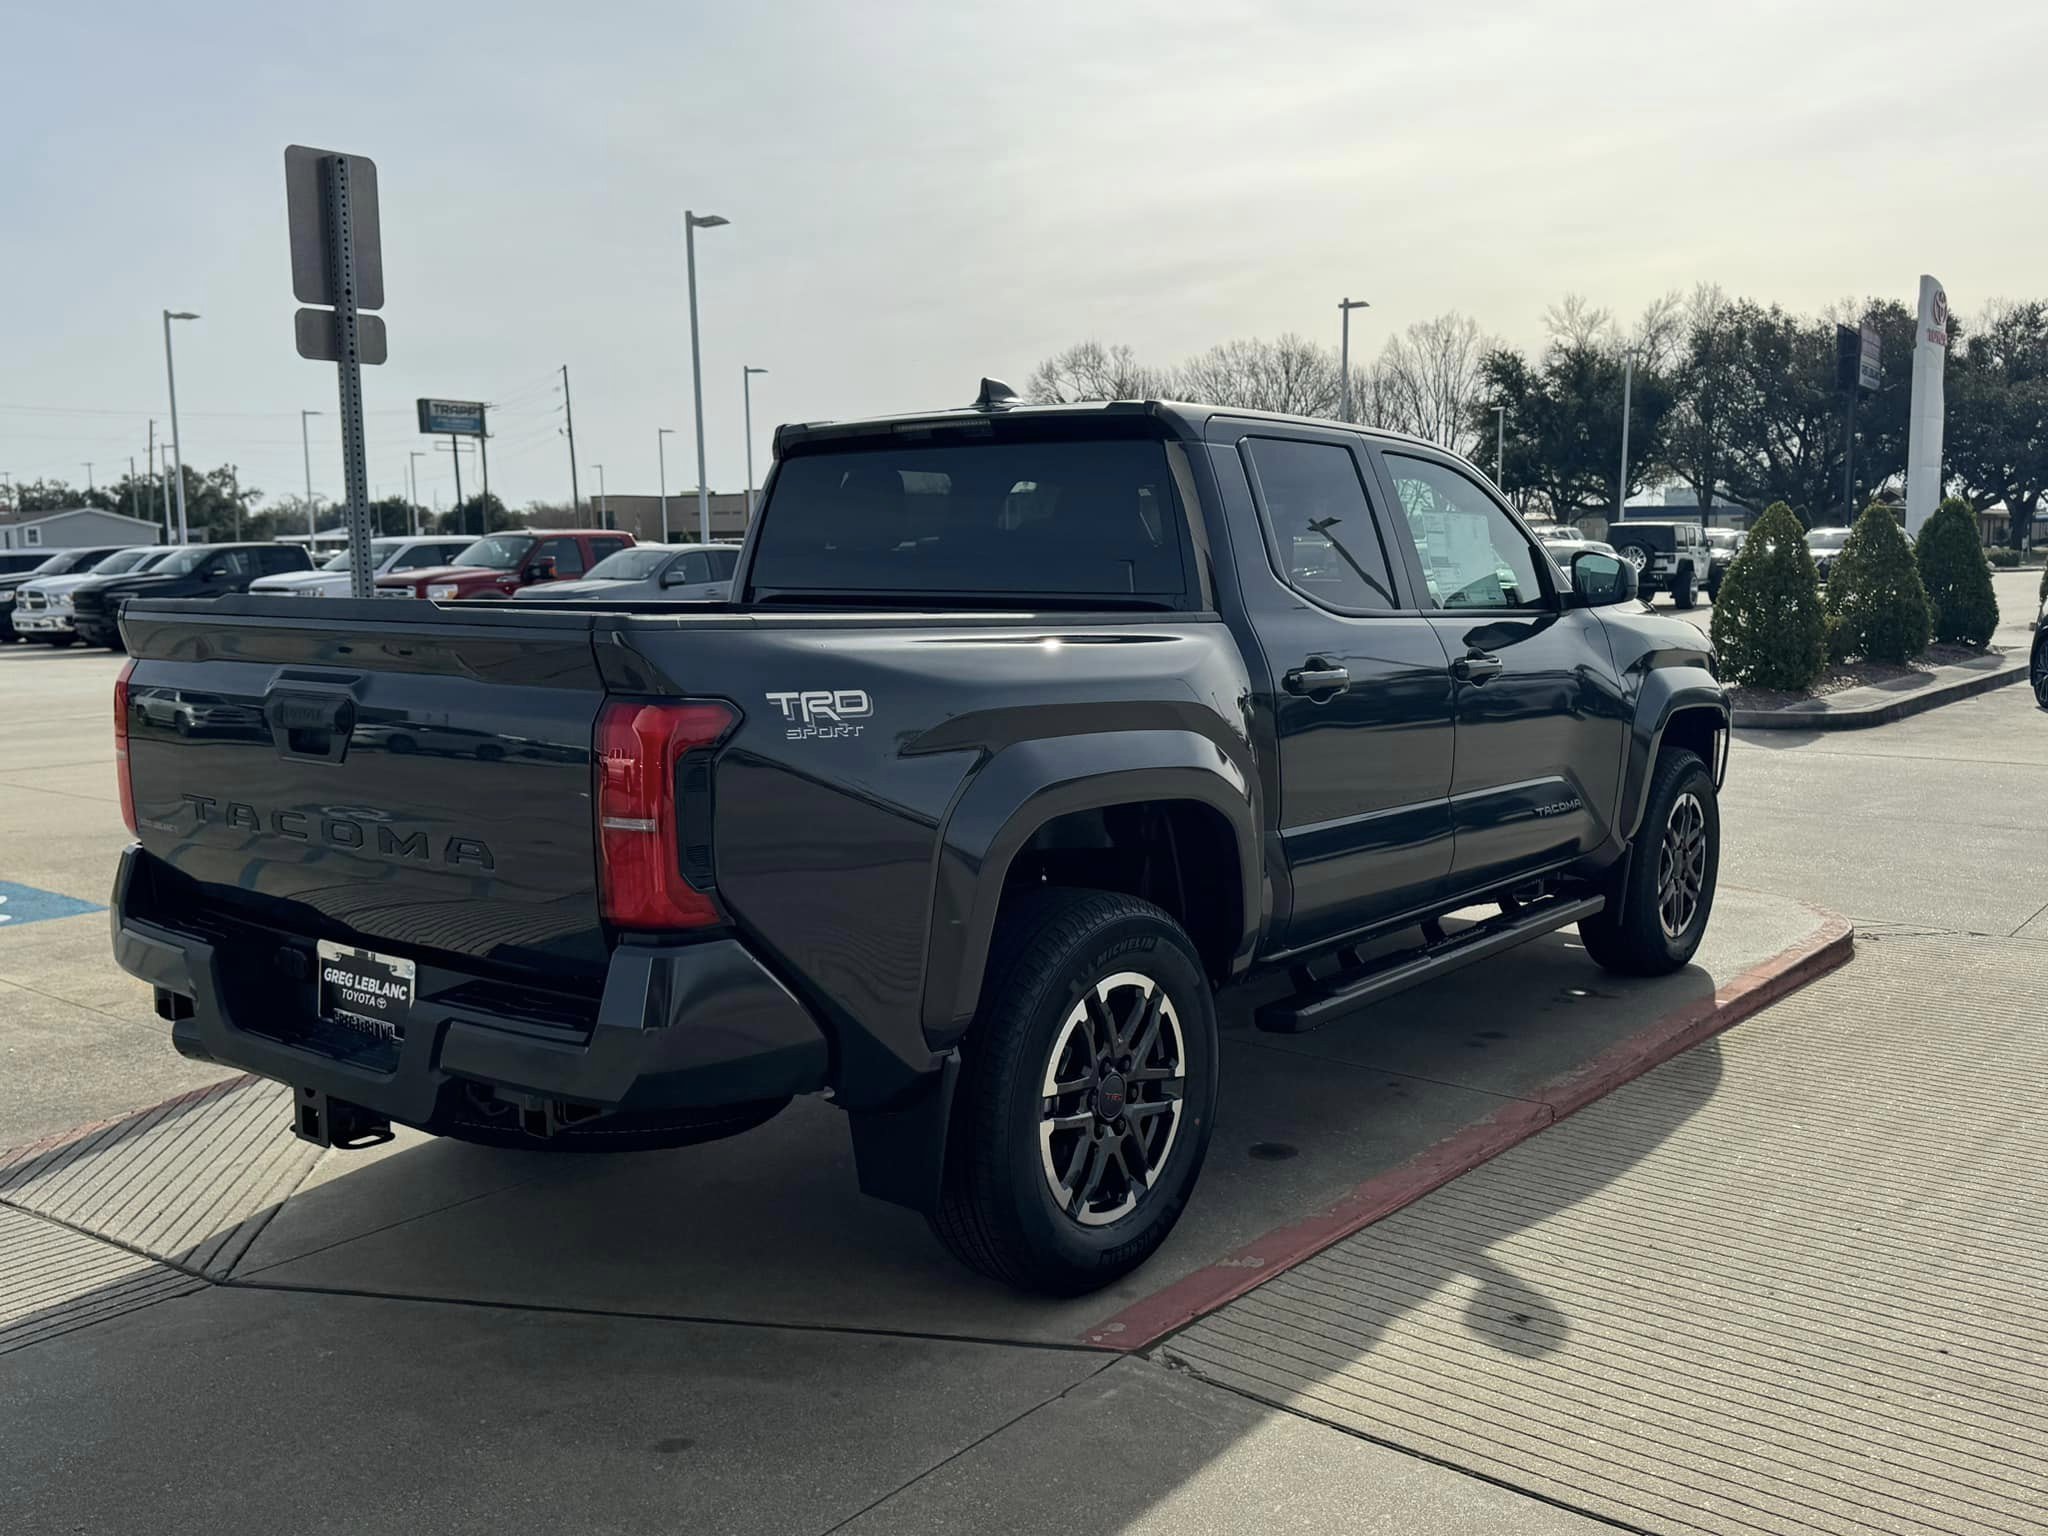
left=1658, top=791, right=1708, bottom=940
left=1038, top=971, right=1186, bottom=1227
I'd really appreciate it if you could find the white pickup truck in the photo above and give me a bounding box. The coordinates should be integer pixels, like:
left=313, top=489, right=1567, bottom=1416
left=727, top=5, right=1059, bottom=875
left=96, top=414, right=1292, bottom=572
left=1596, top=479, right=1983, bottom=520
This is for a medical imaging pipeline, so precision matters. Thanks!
left=247, top=535, right=476, bottom=599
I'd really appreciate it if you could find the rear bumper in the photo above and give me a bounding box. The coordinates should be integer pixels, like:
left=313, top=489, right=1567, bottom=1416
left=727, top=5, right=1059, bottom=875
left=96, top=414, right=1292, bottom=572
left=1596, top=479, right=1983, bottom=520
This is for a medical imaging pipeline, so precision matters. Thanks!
left=109, top=845, right=830, bottom=1141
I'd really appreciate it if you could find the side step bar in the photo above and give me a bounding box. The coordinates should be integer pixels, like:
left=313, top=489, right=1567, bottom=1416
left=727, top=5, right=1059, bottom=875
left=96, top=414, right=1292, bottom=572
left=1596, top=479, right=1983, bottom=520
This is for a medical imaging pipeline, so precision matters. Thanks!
left=1256, top=894, right=1606, bottom=1035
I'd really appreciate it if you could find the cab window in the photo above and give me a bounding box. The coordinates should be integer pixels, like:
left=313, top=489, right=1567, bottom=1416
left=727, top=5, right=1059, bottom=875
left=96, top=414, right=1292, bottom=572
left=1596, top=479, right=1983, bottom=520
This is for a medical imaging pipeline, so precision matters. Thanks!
left=535, top=538, right=584, bottom=577
left=1240, top=437, right=1398, bottom=612
left=1381, top=454, right=1549, bottom=611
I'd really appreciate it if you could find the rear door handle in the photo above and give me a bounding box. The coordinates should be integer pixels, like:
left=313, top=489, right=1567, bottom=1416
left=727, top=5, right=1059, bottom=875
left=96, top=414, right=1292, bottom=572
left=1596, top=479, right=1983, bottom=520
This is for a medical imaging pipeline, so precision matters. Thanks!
left=1283, top=660, right=1351, bottom=697
left=1452, top=650, right=1504, bottom=683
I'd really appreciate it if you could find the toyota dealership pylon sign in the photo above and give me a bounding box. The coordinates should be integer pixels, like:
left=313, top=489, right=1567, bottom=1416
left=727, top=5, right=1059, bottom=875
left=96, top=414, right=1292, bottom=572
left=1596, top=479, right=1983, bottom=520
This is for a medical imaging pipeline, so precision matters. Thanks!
left=1905, top=274, right=1949, bottom=537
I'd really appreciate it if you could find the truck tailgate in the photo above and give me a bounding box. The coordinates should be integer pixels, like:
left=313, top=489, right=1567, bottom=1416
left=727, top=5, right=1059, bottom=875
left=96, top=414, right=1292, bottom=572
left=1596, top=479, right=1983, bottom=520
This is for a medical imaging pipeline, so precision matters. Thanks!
left=121, top=599, right=611, bottom=977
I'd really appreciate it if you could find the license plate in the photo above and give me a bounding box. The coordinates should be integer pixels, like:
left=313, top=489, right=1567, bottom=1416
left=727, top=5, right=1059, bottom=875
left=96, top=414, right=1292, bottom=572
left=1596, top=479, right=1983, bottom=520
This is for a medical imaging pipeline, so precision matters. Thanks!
left=316, top=940, right=414, bottom=1052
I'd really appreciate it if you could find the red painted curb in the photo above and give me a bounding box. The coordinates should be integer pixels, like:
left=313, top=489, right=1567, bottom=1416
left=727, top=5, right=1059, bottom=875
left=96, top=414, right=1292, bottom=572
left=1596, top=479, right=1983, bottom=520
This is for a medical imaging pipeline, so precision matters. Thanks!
left=1080, top=910, right=1855, bottom=1352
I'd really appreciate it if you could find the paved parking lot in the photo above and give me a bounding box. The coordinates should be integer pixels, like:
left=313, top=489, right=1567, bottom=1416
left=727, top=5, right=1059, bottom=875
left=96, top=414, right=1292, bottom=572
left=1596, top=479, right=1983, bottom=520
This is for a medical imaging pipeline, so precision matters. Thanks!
left=3, top=637, right=2044, bottom=1533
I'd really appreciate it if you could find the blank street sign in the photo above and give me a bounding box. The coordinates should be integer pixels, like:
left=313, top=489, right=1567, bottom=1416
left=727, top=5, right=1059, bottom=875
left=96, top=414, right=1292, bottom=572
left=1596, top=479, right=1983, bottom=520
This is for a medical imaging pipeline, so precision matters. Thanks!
left=284, top=145, right=385, bottom=311
left=294, top=308, right=389, bottom=365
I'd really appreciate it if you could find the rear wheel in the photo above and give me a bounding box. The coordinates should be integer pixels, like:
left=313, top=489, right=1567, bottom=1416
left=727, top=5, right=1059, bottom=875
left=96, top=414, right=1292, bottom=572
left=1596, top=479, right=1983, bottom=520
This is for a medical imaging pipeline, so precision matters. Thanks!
left=1672, top=566, right=1698, bottom=608
left=1580, top=748, right=1719, bottom=976
left=931, top=888, right=1218, bottom=1295
left=2033, top=636, right=2048, bottom=711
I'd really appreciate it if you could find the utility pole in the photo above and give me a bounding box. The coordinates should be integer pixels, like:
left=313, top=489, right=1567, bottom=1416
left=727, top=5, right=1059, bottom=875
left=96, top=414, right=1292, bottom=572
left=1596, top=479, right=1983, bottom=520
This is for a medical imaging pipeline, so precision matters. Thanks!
left=593, top=463, right=608, bottom=529
left=145, top=420, right=157, bottom=530
left=300, top=409, right=321, bottom=539
left=82, top=461, right=95, bottom=492
left=408, top=450, right=424, bottom=535
left=1841, top=392, right=1857, bottom=521
left=561, top=364, right=581, bottom=513
left=1615, top=353, right=1634, bottom=523
left=685, top=209, right=730, bottom=543
left=128, top=457, right=138, bottom=519
left=1338, top=297, right=1370, bottom=421
left=478, top=426, right=490, bottom=523
left=743, top=366, right=768, bottom=523
left=657, top=428, right=675, bottom=541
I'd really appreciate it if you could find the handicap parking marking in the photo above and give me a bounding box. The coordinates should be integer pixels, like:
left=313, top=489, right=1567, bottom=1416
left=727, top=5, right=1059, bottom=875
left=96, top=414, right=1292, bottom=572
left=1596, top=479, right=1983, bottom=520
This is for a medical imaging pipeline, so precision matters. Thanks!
left=0, top=881, right=105, bottom=928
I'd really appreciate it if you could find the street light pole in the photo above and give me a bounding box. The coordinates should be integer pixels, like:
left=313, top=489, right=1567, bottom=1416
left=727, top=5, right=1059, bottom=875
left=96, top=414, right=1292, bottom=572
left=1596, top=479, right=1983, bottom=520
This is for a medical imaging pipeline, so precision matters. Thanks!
left=743, top=366, right=767, bottom=523
left=300, top=409, right=322, bottom=539
left=408, top=450, right=424, bottom=535
left=685, top=210, right=730, bottom=543
left=162, top=310, right=197, bottom=543
left=560, top=364, right=581, bottom=513
left=82, top=462, right=94, bottom=492
left=1493, top=404, right=1507, bottom=490
left=657, top=428, right=676, bottom=541
left=1615, top=353, right=1635, bottom=523
left=593, top=463, right=607, bottom=529
left=1338, top=297, right=1370, bottom=421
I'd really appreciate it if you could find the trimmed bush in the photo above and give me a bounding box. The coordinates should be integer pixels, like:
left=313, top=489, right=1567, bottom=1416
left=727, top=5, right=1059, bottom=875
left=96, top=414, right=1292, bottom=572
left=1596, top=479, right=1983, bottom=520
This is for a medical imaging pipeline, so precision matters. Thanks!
left=1709, top=501, right=1827, bottom=690
left=1917, top=498, right=1998, bottom=647
left=1989, top=547, right=2022, bottom=568
left=1827, top=504, right=1930, bottom=664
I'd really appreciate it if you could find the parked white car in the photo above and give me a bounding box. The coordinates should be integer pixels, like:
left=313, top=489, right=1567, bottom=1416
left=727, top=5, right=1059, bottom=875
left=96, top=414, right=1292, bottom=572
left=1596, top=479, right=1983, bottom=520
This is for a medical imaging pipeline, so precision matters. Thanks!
left=14, top=546, right=175, bottom=644
left=248, top=536, right=478, bottom=598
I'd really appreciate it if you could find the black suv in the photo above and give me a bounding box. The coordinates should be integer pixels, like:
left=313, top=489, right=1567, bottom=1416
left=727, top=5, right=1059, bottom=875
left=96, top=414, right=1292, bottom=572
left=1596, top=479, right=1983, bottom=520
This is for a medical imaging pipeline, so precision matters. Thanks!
left=1608, top=520, right=1709, bottom=607
left=73, top=542, right=312, bottom=649
left=113, top=394, right=1728, bottom=1294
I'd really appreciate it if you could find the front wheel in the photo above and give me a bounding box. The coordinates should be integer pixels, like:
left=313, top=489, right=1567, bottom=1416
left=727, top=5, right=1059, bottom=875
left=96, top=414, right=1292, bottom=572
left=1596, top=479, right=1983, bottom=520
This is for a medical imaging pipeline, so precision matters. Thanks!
left=1672, top=567, right=1698, bottom=608
left=931, top=888, right=1218, bottom=1295
left=1579, top=748, right=1719, bottom=976
left=2033, top=637, right=2048, bottom=711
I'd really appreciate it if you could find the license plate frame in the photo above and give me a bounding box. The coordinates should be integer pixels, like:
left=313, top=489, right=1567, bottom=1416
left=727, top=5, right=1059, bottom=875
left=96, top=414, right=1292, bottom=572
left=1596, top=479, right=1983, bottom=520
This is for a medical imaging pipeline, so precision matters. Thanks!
left=315, top=939, right=415, bottom=1056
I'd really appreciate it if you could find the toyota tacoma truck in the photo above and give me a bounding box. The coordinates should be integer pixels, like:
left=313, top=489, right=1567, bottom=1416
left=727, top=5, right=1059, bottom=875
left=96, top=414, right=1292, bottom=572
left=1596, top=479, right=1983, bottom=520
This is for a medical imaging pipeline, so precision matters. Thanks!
left=110, top=387, right=1727, bottom=1295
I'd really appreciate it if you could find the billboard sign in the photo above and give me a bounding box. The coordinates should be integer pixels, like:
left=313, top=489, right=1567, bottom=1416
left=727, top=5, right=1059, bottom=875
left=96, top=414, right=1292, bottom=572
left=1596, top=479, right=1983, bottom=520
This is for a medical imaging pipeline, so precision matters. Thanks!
left=417, top=399, right=486, bottom=436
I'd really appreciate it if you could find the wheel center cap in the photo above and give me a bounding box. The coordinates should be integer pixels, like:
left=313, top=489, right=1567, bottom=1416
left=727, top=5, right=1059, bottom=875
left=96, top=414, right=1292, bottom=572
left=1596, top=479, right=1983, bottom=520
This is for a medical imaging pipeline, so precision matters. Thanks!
left=1094, top=1073, right=1128, bottom=1121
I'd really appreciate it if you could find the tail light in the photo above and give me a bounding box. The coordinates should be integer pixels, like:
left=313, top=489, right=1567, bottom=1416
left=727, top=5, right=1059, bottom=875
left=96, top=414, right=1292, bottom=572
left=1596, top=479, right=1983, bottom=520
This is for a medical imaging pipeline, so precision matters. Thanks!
left=594, top=699, right=738, bottom=930
left=114, top=658, right=137, bottom=836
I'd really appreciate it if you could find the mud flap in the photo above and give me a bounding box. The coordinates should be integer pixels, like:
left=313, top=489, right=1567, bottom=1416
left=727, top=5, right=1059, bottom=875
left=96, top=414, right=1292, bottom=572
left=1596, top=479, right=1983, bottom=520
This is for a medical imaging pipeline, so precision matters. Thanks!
left=847, top=1051, right=959, bottom=1213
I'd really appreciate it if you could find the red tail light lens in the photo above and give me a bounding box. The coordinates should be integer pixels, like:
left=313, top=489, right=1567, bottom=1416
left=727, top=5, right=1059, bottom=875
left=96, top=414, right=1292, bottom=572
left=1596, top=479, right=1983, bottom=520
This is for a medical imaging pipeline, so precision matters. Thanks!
left=114, top=658, right=137, bottom=836
left=595, top=699, right=737, bottom=930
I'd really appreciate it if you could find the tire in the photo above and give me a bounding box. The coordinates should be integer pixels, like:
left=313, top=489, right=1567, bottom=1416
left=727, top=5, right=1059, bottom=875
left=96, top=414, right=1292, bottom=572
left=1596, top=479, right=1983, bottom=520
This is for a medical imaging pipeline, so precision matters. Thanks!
left=1706, top=571, right=1723, bottom=602
left=1672, top=567, right=1698, bottom=609
left=1579, top=748, right=1719, bottom=977
left=930, top=887, right=1218, bottom=1295
left=2033, top=636, right=2048, bottom=711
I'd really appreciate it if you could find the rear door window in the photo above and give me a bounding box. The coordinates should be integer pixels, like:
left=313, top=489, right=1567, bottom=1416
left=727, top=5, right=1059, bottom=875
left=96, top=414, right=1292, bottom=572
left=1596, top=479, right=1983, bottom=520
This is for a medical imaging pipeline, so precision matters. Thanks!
left=708, top=549, right=739, bottom=579
left=536, top=538, right=585, bottom=577
left=1240, top=437, right=1399, bottom=612
left=750, top=436, right=1189, bottom=600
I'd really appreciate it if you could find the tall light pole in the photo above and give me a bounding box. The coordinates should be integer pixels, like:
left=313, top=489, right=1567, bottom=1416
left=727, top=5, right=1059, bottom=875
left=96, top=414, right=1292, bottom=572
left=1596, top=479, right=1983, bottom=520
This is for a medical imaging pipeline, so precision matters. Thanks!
left=300, top=409, right=322, bottom=539
left=1615, top=353, right=1635, bottom=523
left=1493, top=404, right=1507, bottom=490
left=743, top=366, right=767, bottom=523
left=82, top=462, right=95, bottom=492
left=657, top=428, right=676, bottom=541
left=685, top=210, right=729, bottom=543
left=162, top=310, right=198, bottom=543
left=1337, top=297, right=1370, bottom=421
left=408, top=450, right=425, bottom=535
left=593, top=462, right=608, bottom=529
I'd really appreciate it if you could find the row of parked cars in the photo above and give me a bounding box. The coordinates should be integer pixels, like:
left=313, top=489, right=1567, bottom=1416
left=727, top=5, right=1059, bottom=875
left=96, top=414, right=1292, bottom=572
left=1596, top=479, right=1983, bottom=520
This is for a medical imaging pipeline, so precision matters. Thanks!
left=0, top=530, right=740, bottom=650
left=1536, top=522, right=1744, bottom=606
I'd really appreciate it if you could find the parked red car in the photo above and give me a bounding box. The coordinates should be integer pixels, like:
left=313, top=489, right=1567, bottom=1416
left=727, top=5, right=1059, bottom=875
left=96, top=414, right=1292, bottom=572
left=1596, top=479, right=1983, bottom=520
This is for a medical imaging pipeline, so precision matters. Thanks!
left=376, top=529, right=636, bottom=600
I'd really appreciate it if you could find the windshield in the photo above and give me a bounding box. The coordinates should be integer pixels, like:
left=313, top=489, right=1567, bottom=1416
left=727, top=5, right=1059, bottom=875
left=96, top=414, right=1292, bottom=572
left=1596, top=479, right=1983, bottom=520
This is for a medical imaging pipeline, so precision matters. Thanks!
left=1806, top=530, right=1850, bottom=552
left=452, top=534, right=533, bottom=570
left=150, top=547, right=213, bottom=575
left=319, top=540, right=403, bottom=571
left=752, top=436, right=1188, bottom=601
left=87, top=548, right=154, bottom=575
left=586, top=548, right=674, bottom=580
left=28, top=553, right=74, bottom=575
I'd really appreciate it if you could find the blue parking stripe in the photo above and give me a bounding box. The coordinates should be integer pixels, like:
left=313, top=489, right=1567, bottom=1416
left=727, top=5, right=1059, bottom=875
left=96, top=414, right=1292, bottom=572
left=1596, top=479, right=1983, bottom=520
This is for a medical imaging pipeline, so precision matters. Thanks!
left=0, top=881, right=105, bottom=928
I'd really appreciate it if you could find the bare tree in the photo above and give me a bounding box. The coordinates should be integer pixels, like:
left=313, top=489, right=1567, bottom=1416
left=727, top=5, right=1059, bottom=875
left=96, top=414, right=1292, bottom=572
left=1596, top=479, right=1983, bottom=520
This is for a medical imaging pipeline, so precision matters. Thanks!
left=1026, top=341, right=1174, bottom=403
left=1365, top=312, right=1493, bottom=456
left=1543, top=294, right=1615, bottom=355
left=1175, top=333, right=1339, bottom=416
left=1631, top=290, right=1690, bottom=373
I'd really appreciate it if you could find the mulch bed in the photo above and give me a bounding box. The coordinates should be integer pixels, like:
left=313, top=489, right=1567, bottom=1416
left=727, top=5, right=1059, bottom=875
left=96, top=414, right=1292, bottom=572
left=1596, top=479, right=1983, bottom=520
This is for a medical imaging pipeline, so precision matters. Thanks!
left=1728, top=642, right=2003, bottom=712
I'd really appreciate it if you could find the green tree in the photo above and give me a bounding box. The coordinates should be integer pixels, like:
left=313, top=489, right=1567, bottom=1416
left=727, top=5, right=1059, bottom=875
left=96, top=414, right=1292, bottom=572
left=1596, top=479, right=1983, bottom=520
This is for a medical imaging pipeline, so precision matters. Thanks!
left=1947, top=300, right=2048, bottom=549
left=1915, top=497, right=1998, bottom=647
left=436, top=493, right=519, bottom=536
left=1476, top=339, right=1674, bottom=518
left=1708, top=501, right=1827, bottom=689
left=1826, top=503, right=1930, bottom=663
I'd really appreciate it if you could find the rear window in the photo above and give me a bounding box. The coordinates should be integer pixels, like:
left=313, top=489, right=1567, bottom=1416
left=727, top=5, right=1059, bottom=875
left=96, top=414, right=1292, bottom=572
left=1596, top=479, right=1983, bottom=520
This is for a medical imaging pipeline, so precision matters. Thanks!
left=751, top=438, right=1188, bottom=600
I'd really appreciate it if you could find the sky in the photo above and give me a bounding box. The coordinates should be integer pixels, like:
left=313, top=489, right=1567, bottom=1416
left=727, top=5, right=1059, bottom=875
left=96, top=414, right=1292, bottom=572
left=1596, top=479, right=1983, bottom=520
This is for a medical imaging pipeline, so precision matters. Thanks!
left=6, top=0, right=2046, bottom=518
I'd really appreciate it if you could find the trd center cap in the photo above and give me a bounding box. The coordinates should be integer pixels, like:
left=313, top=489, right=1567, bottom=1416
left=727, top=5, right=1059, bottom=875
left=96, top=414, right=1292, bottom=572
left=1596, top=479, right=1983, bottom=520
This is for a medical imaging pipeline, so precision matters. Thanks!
left=1094, top=1073, right=1128, bottom=1121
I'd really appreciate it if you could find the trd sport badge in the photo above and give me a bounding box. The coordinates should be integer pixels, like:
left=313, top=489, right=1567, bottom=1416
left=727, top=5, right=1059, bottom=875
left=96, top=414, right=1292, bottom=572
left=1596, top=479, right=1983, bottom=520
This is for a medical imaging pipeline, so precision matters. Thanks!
left=765, top=689, right=873, bottom=741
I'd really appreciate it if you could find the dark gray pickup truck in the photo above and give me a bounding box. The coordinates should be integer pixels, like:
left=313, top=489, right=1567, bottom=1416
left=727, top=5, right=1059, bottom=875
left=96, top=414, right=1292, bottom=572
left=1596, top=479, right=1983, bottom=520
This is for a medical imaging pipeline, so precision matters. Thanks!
left=111, top=388, right=1727, bottom=1294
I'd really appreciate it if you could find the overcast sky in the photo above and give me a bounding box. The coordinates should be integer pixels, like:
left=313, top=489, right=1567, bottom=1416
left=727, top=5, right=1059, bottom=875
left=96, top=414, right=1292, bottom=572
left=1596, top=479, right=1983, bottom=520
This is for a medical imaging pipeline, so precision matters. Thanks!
left=6, top=0, right=2044, bottom=516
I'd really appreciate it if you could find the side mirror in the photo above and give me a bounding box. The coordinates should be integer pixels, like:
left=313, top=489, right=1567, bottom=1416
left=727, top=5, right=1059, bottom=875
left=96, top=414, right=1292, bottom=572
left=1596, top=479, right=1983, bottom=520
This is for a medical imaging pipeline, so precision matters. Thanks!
left=527, top=556, right=558, bottom=582
left=1570, top=550, right=1637, bottom=608
left=659, top=566, right=690, bottom=588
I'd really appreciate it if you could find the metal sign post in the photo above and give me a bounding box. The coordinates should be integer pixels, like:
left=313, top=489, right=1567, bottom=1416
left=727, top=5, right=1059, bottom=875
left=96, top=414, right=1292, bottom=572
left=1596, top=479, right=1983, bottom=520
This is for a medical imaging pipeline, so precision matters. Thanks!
left=286, top=145, right=387, bottom=597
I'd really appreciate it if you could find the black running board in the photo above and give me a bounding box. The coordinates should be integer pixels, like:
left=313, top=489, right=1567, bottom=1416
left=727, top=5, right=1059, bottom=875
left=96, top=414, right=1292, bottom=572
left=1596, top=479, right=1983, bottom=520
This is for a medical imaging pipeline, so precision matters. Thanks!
left=1255, top=894, right=1606, bottom=1035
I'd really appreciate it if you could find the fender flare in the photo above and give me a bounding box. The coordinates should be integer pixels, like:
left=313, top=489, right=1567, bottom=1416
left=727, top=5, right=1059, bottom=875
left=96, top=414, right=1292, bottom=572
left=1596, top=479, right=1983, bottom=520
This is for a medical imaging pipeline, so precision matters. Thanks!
left=921, top=728, right=1261, bottom=1043
left=1621, top=670, right=1729, bottom=840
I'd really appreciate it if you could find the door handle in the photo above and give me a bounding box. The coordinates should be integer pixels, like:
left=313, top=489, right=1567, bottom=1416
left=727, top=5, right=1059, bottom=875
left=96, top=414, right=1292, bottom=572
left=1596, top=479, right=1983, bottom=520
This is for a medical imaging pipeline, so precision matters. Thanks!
left=1283, top=659, right=1351, bottom=697
left=1452, top=650, right=1504, bottom=683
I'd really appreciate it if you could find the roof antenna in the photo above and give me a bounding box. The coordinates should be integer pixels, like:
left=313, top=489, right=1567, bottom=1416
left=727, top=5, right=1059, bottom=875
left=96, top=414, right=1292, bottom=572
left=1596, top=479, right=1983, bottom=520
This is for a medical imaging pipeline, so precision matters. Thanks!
left=974, top=378, right=1021, bottom=411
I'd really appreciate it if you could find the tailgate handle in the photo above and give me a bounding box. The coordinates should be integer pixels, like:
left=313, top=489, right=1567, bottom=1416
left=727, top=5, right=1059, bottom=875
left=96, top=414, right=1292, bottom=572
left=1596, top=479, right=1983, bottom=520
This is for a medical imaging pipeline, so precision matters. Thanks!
left=265, top=689, right=356, bottom=763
